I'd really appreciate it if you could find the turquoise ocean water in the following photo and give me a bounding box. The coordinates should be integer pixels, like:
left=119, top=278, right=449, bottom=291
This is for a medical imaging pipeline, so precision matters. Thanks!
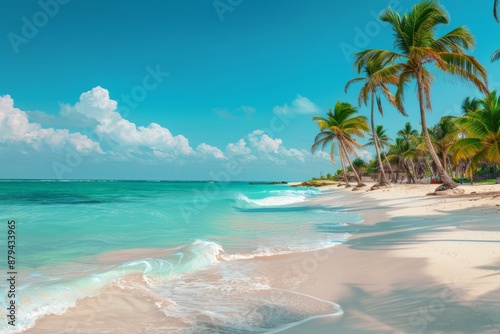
left=0, top=180, right=361, bottom=333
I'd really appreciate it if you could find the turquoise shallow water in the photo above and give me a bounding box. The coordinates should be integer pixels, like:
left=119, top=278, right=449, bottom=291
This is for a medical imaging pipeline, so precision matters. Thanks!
left=0, top=180, right=361, bottom=333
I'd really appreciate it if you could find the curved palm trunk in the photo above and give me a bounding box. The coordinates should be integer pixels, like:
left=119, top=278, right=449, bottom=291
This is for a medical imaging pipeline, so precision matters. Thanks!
left=340, top=140, right=365, bottom=187
left=371, top=92, right=389, bottom=186
left=416, top=72, right=457, bottom=190
left=424, top=155, right=435, bottom=177
left=442, top=153, right=448, bottom=175
left=338, top=144, right=351, bottom=187
left=381, top=147, right=395, bottom=182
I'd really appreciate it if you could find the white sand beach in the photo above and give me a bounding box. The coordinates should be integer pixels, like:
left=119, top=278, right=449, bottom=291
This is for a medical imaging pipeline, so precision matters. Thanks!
left=278, top=183, right=500, bottom=333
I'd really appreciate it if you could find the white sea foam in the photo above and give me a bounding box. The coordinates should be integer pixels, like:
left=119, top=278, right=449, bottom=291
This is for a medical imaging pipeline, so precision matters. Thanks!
left=236, top=193, right=307, bottom=207
left=0, top=236, right=348, bottom=333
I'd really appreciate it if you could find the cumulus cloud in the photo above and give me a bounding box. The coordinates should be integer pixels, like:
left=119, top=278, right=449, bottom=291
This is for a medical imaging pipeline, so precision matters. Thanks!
left=0, top=94, right=102, bottom=154
left=312, top=150, right=331, bottom=161
left=225, top=130, right=314, bottom=165
left=226, top=139, right=256, bottom=163
left=273, top=95, right=320, bottom=114
left=62, top=86, right=195, bottom=159
left=2, top=87, right=337, bottom=177
left=196, top=143, right=226, bottom=160
left=248, top=130, right=282, bottom=153
left=357, top=149, right=373, bottom=163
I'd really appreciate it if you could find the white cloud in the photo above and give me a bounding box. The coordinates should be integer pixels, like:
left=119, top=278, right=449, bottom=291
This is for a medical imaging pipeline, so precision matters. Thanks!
left=63, top=86, right=194, bottom=159
left=0, top=94, right=102, bottom=154
left=248, top=130, right=282, bottom=153
left=225, top=130, right=315, bottom=165
left=358, top=149, right=373, bottom=162
left=226, top=139, right=256, bottom=163
left=1, top=87, right=338, bottom=178
left=281, top=147, right=306, bottom=162
left=196, top=143, right=226, bottom=160
left=273, top=95, right=320, bottom=114
left=312, top=150, right=331, bottom=161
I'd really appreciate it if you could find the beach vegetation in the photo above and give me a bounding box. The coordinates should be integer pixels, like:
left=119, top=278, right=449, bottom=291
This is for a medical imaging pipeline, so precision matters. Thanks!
left=312, top=101, right=369, bottom=188
left=353, top=0, right=488, bottom=191
left=346, top=58, right=403, bottom=187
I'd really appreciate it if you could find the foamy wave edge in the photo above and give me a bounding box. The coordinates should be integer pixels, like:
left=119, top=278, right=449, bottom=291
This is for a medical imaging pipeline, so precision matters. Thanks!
left=1, top=237, right=348, bottom=333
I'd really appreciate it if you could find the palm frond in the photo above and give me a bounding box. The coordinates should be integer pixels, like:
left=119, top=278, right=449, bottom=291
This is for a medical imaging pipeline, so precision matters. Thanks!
left=491, top=49, right=500, bottom=63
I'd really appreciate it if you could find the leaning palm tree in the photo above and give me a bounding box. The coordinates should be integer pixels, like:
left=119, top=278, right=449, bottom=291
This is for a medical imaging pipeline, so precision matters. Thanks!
left=429, top=116, right=460, bottom=174
left=345, top=59, right=404, bottom=187
left=312, top=101, right=370, bottom=188
left=386, top=137, right=418, bottom=183
left=366, top=125, right=395, bottom=180
left=355, top=0, right=488, bottom=191
left=453, top=91, right=500, bottom=173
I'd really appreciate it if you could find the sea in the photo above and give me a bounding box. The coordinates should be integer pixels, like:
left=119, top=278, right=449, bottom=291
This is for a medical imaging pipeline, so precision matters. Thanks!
left=0, top=180, right=362, bottom=333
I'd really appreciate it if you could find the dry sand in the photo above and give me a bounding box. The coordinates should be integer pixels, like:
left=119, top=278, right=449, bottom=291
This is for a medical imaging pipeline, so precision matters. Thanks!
left=278, top=182, right=500, bottom=333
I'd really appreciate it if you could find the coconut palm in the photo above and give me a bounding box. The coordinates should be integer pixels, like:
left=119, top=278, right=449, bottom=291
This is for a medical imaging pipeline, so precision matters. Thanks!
left=355, top=0, right=488, bottom=191
left=386, top=137, right=418, bottom=183
left=462, top=97, right=482, bottom=114
left=366, top=125, right=395, bottom=180
left=429, top=116, right=460, bottom=174
left=345, top=59, right=403, bottom=186
left=453, top=91, right=500, bottom=173
left=312, top=101, right=370, bottom=188
left=397, top=122, right=419, bottom=143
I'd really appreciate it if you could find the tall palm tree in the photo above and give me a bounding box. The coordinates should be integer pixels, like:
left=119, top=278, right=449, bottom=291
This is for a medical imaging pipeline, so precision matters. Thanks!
left=355, top=0, right=488, bottom=191
left=345, top=59, right=403, bottom=186
left=453, top=91, right=500, bottom=172
left=312, top=101, right=370, bottom=188
left=429, top=116, right=460, bottom=174
left=366, top=125, right=395, bottom=180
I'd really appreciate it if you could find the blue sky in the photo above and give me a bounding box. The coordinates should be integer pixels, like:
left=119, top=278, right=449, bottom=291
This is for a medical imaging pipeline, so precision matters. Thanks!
left=0, top=0, right=498, bottom=180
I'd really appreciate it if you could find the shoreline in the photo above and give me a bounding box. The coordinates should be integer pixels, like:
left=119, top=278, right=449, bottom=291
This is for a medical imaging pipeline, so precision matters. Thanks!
left=21, top=183, right=500, bottom=333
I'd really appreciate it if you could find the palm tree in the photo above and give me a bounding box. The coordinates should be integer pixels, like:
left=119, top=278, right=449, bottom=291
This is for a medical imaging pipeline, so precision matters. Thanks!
left=429, top=116, right=460, bottom=174
left=461, top=97, right=482, bottom=114
left=386, top=137, right=418, bottom=183
left=355, top=0, right=488, bottom=191
left=312, top=101, right=370, bottom=188
left=351, top=157, right=368, bottom=175
left=397, top=122, right=419, bottom=143
left=366, top=125, right=395, bottom=180
left=345, top=59, right=403, bottom=187
left=453, top=91, right=500, bottom=174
